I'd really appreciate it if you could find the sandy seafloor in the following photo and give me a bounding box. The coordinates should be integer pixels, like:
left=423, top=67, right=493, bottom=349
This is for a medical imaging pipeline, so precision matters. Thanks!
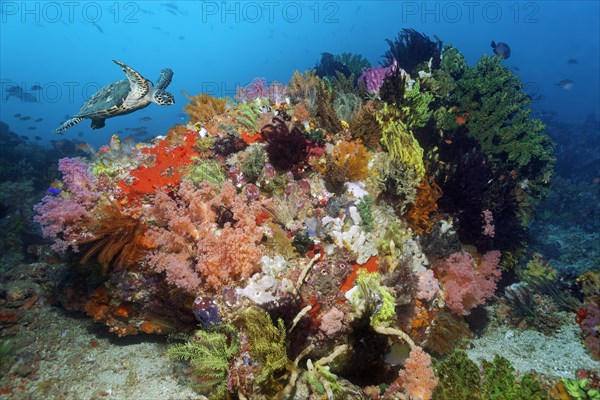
left=1, top=260, right=598, bottom=400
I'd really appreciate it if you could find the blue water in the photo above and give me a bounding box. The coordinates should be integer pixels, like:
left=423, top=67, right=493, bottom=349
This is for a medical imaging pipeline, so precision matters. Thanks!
left=1, top=1, right=599, bottom=147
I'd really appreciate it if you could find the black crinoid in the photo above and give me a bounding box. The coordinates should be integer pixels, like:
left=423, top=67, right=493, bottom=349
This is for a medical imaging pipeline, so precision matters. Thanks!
left=260, top=117, right=308, bottom=172
left=384, top=28, right=443, bottom=76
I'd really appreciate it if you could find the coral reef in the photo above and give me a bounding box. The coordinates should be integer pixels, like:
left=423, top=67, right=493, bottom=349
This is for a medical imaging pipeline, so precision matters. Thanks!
left=27, top=31, right=576, bottom=400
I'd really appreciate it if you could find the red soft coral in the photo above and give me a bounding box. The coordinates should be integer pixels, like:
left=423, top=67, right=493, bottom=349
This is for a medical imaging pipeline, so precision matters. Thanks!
left=434, top=250, right=501, bottom=315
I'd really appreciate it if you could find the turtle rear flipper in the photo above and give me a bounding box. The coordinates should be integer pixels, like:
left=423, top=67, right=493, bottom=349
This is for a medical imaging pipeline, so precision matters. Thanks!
left=155, top=68, right=174, bottom=91
left=53, top=117, right=84, bottom=134
left=112, top=59, right=149, bottom=99
left=91, top=118, right=106, bottom=129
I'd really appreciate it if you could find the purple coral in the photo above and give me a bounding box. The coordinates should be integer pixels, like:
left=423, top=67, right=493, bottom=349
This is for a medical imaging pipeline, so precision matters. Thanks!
left=236, top=77, right=269, bottom=102
left=33, top=157, right=100, bottom=252
left=359, top=65, right=394, bottom=94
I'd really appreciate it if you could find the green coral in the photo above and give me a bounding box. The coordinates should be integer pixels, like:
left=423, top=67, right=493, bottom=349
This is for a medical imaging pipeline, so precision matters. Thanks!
left=518, top=253, right=558, bottom=284
left=240, top=144, right=266, bottom=183
left=167, top=324, right=240, bottom=398
left=433, top=350, right=482, bottom=400
left=439, top=46, right=555, bottom=208
left=433, top=351, right=547, bottom=400
left=356, top=195, right=374, bottom=232
left=185, top=158, right=226, bottom=186
left=349, top=270, right=396, bottom=327
left=241, top=307, right=289, bottom=389
left=234, top=102, right=261, bottom=132
left=334, top=52, right=372, bottom=76
left=333, top=91, right=363, bottom=122
left=562, top=377, right=600, bottom=400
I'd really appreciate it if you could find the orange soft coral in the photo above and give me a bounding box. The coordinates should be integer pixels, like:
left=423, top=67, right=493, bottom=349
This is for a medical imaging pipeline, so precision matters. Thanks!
left=332, top=140, right=371, bottom=181
left=404, top=177, right=442, bottom=234
left=182, top=92, right=227, bottom=126
left=397, top=346, right=438, bottom=400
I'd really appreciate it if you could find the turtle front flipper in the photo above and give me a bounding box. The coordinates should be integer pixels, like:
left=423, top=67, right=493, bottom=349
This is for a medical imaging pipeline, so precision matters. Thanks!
left=91, top=118, right=106, bottom=129
left=112, top=60, right=149, bottom=99
left=155, top=68, right=174, bottom=91
left=53, top=117, right=85, bottom=134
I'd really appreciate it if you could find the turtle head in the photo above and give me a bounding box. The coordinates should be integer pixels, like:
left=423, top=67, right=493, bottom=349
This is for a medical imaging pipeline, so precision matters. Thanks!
left=153, top=91, right=174, bottom=106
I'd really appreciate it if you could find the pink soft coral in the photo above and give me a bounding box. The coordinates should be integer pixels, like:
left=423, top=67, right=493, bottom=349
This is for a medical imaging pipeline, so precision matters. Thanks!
left=434, top=250, right=501, bottom=315
left=33, top=158, right=100, bottom=252
left=396, top=346, right=438, bottom=400
left=145, top=180, right=264, bottom=293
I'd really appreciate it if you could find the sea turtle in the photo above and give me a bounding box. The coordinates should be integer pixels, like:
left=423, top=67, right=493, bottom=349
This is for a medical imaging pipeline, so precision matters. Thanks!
left=53, top=60, right=174, bottom=133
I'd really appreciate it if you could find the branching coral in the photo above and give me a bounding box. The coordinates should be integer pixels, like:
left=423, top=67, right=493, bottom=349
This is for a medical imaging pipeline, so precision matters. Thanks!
left=436, top=46, right=555, bottom=211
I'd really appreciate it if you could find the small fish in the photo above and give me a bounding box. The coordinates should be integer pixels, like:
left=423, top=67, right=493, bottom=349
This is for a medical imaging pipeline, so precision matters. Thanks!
left=555, top=79, right=574, bottom=90
left=30, top=84, right=42, bottom=90
left=455, top=116, right=467, bottom=125
left=27, top=126, right=37, bottom=130
left=34, top=117, right=43, bottom=122
left=567, top=59, right=578, bottom=64
left=14, top=113, right=21, bottom=117
left=20, top=135, right=30, bottom=140
left=139, top=116, right=152, bottom=122
left=178, top=35, right=185, bottom=40
left=491, top=40, right=511, bottom=59
left=20, top=116, right=31, bottom=121
left=92, top=22, right=103, bottom=33
left=512, top=66, right=520, bottom=71
left=64, top=114, right=70, bottom=120
left=78, top=131, right=84, bottom=137
left=34, top=136, right=42, bottom=140
left=48, top=187, right=61, bottom=195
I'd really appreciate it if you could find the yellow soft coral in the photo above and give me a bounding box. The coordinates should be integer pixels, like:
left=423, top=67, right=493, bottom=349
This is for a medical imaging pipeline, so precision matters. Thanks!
left=377, top=103, right=425, bottom=180
left=331, top=140, right=371, bottom=181
left=182, top=92, right=226, bottom=126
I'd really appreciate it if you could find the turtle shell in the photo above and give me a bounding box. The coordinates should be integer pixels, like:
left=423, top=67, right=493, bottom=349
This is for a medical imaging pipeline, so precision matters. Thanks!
left=75, top=79, right=131, bottom=119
